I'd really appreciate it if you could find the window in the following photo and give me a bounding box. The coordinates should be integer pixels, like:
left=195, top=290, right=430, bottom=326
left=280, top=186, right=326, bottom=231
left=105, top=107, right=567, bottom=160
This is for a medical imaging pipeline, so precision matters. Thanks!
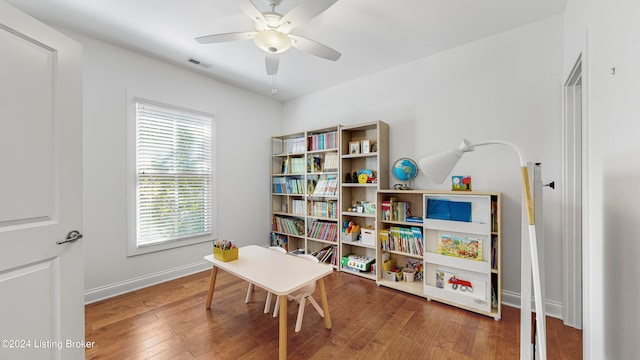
left=132, top=100, right=214, bottom=251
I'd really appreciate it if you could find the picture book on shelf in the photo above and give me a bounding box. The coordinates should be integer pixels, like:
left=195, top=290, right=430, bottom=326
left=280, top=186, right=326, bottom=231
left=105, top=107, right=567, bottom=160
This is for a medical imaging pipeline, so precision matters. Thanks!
left=426, top=198, right=471, bottom=222
left=439, top=270, right=488, bottom=301
left=438, top=234, right=482, bottom=261
left=290, top=157, right=306, bottom=174
left=435, top=270, right=444, bottom=288
left=308, top=155, right=322, bottom=173
left=452, top=175, right=472, bottom=191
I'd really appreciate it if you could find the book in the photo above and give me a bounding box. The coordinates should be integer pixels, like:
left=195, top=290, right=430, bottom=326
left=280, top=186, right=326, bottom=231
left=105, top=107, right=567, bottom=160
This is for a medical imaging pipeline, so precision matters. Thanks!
left=449, top=201, right=471, bottom=222
left=379, top=229, right=389, bottom=251
left=390, top=201, right=410, bottom=222
left=290, top=157, right=306, bottom=174
left=426, top=199, right=451, bottom=220
left=435, top=270, right=445, bottom=288
left=426, top=198, right=471, bottom=222
left=452, top=175, right=472, bottom=191
left=312, top=176, right=337, bottom=196
left=284, top=137, right=306, bottom=154
left=323, top=153, right=339, bottom=172
left=442, top=271, right=488, bottom=301
left=381, top=201, right=391, bottom=220
left=308, top=155, right=323, bottom=173
left=272, top=216, right=304, bottom=236
left=272, top=177, right=304, bottom=194
left=270, top=233, right=288, bottom=250
left=310, top=245, right=336, bottom=264
left=308, top=132, right=337, bottom=151
left=438, top=234, right=482, bottom=261
left=381, top=226, right=423, bottom=256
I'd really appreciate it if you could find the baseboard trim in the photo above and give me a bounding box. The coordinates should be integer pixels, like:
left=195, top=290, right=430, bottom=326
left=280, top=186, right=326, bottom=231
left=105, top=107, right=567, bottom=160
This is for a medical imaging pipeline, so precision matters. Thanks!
left=84, top=260, right=211, bottom=304
left=502, top=290, right=563, bottom=319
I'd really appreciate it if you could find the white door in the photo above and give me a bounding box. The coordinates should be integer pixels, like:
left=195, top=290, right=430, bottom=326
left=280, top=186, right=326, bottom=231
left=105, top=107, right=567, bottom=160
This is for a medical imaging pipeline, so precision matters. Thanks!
left=0, top=2, right=84, bottom=359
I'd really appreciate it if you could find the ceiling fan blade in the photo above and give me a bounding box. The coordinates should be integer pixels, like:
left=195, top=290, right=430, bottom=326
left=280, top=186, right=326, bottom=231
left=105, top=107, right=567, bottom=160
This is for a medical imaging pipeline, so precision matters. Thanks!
left=289, top=35, right=341, bottom=61
left=265, top=53, right=279, bottom=75
left=195, top=31, right=257, bottom=44
left=239, top=0, right=266, bottom=23
left=279, top=0, right=338, bottom=31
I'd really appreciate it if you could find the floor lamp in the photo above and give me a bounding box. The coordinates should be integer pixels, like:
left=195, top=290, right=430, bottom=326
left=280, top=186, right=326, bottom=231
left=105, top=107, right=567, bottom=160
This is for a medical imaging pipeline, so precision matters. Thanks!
left=419, top=139, right=547, bottom=360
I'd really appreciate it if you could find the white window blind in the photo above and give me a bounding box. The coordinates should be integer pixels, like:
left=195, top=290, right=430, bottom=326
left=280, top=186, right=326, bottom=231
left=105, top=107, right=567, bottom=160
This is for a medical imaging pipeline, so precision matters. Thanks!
left=136, top=102, right=212, bottom=247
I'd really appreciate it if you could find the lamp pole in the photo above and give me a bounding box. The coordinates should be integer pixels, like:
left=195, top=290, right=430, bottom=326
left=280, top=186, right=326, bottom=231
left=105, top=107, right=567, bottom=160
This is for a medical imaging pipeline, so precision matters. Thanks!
left=461, top=140, right=547, bottom=360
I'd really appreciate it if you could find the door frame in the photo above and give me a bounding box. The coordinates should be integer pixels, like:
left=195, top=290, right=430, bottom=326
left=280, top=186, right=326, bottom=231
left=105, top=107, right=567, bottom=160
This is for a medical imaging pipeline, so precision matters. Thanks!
left=562, top=55, right=584, bottom=329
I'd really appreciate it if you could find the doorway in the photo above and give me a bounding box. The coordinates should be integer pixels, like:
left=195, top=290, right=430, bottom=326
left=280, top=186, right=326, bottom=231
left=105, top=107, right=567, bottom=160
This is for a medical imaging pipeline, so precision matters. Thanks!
left=562, top=56, right=583, bottom=329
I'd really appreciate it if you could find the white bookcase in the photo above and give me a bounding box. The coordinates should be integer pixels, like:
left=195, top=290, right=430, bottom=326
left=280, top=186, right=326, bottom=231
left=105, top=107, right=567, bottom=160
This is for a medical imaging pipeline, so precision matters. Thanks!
left=376, top=190, right=502, bottom=320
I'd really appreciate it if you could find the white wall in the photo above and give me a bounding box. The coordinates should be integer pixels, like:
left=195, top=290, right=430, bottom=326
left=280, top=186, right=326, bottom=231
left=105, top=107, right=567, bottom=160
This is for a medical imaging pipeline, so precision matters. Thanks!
left=283, top=15, right=565, bottom=315
left=71, top=31, right=282, bottom=302
left=564, top=0, right=640, bottom=358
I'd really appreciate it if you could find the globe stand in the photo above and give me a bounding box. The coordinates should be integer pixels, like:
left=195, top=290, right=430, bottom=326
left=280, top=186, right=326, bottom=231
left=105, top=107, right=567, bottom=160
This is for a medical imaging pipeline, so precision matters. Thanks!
left=393, top=182, right=412, bottom=190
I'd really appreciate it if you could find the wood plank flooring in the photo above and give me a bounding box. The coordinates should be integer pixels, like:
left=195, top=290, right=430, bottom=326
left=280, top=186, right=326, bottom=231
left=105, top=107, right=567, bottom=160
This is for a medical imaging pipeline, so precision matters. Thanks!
left=85, top=269, right=582, bottom=359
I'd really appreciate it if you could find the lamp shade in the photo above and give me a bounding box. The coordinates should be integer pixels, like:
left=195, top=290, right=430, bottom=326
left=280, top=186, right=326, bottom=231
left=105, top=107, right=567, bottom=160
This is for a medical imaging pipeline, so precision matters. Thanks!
left=419, top=139, right=474, bottom=184
left=254, top=30, right=291, bottom=53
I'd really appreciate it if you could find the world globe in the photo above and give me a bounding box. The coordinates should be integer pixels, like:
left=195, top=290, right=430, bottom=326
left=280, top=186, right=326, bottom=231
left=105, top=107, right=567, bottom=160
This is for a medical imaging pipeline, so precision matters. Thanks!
left=392, top=158, right=418, bottom=182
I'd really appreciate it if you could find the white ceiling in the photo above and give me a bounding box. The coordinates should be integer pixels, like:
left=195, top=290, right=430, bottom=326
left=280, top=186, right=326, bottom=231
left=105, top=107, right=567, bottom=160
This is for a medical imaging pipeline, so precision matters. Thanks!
left=7, top=0, right=566, bottom=102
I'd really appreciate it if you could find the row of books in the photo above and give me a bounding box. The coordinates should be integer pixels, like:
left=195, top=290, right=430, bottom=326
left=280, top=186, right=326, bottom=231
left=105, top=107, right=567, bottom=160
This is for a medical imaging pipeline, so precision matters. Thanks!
left=491, top=236, right=497, bottom=269
left=311, top=177, right=338, bottom=196
left=291, top=199, right=305, bottom=215
left=282, top=153, right=338, bottom=174
left=283, top=137, right=306, bottom=154
left=380, top=200, right=411, bottom=222
left=491, top=200, right=498, bottom=232
left=281, top=157, right=306, bottom=174
left=308, top=200, right=337, bottom=219
left=272, top=216, right=305, bottom=236
left=322, top=153, right=339, bottom=172
left=270, top=233, right=288, bottom=250
left=307, top=131, right=337, bottom=151
left=272, top=177, right=305, bottom=194
left=379, top=226, right=424, bottom=256
left=307, top=220, right=338, bottom=242
left=310, top=245, right=337, bottom=265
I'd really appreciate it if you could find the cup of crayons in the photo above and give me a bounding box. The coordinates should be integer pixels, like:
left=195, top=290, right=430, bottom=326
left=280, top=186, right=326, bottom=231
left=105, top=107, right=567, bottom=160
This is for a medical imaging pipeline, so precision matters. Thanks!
left=213, top=240, right=238, bottom=262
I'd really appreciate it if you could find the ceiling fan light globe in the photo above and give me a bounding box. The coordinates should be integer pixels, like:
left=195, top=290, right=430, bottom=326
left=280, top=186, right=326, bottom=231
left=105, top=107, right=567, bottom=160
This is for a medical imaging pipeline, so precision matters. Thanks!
left=254, top=30, right=291, bottom=53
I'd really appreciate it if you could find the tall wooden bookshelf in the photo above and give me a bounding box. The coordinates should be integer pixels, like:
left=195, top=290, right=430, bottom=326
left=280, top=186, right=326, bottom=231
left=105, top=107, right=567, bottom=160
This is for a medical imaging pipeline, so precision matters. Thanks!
left=271, top=131, right=307, bottom=254
left=376, top=190, right=502, bottom=320
left=339, top=121, right=389, bottom=280
left=270, top=126, right=340, bottom=268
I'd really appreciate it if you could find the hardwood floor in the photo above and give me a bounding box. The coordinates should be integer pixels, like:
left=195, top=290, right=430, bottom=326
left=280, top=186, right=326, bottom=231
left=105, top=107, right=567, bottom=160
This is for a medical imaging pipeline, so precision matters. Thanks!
left=85, top=269, right=582, bottom=359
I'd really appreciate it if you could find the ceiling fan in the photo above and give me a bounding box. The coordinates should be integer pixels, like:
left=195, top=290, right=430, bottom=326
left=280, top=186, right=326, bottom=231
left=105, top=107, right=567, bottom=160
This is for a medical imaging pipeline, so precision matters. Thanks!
left=195, top=0, right=341, bottom=76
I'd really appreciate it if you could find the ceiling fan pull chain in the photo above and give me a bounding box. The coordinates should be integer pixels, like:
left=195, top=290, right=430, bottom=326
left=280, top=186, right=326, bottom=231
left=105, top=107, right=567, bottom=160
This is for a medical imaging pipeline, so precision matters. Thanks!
left=271, top=74, right=278, bottom=96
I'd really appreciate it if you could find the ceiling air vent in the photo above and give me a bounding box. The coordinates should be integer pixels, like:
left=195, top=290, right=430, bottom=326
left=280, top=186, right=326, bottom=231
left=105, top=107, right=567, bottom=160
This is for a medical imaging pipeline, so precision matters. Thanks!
left=187, top=58, right=212, bottom=69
